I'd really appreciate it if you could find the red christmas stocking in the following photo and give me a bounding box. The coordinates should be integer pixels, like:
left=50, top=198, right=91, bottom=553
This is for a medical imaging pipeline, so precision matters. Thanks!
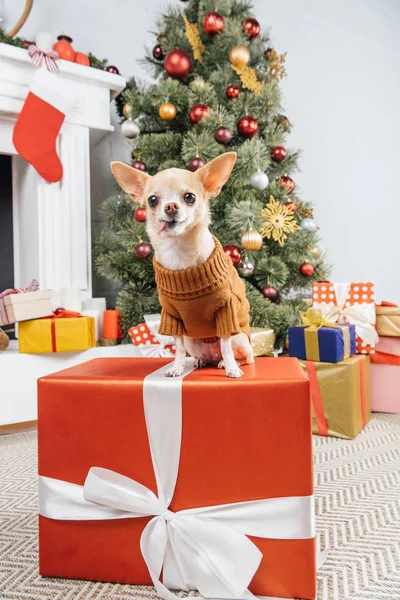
left=12, top=69, right=70, bottom=183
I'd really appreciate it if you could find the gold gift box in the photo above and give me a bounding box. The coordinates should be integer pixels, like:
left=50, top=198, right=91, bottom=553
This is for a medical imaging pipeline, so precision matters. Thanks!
left=251, top=327, right=276, bottom=357
left=18, top=316, right=96, bottom=354
left=376, top=305, right=400, bottom=337
left=300, top=355, right=371, bottom=439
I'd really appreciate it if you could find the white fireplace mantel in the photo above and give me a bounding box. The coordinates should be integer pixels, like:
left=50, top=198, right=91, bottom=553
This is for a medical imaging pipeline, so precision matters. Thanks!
left=0, top=42, right=126, bottom=300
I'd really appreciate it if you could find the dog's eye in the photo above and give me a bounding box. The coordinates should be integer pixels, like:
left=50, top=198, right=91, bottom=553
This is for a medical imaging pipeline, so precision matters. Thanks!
left=183, top=192, right=196, bottom=205
left=148, top=195, right=159, bottom=208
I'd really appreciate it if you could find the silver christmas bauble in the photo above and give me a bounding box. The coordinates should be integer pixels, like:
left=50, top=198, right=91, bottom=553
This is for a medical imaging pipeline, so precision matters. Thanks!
left=238, top=254, right=255, bottom=277
left=250, top=170, right=269, bottom=191
left=309, top=245, right=322, bottom=259
left=300, top=217, right=317, bottom=232
left=121, top=118, right=140, bottom=139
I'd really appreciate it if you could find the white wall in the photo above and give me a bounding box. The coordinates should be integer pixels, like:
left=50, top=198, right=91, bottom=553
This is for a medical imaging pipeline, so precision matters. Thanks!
left=2, top=0, right=400, bottom=302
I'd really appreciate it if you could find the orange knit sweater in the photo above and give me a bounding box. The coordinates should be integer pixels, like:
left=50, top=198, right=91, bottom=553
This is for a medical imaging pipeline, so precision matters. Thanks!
left=154, top=237, right=251, bottom=342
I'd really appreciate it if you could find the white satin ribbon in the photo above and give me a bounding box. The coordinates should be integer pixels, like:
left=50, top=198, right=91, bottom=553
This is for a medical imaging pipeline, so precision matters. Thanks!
left=314, top=282, right=378, bottom=346
left=138, top=314, right=175, bottom=358
left=39, top=360, right=316, bottom=600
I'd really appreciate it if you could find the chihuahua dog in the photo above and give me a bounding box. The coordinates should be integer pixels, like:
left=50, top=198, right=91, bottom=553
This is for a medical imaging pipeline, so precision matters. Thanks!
left=111, top=152, right=254, bottom=378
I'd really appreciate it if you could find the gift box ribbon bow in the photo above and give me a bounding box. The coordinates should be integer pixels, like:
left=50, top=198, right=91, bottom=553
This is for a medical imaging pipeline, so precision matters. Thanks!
left=314, top=283, right=378, bottom=346
left=0, top=279, right=39, bottom=325
left=28, top=44, right=59, bottom=72
left=39, top=360, right=323, bottom=600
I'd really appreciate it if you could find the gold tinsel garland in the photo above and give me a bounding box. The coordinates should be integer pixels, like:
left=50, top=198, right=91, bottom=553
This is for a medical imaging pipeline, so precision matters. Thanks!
left=183, top=16, right=205, bottom=62
left=295, top=198, right=314, bottom=219
left=268, top=49, right=287, bottom=81
left=232, top=64, right=262, bottom=95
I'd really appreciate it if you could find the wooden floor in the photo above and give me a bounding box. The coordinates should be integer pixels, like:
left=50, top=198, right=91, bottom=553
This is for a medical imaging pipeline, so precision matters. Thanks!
left=0, top=420, right=37, bottom=435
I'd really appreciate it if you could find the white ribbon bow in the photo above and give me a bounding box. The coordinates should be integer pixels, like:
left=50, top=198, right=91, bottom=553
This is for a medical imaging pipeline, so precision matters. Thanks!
left=138, top=314, right=175, bottom=358
left=39, top=360, right=316, bottom=600
left=314, top=283, right=378, bottom=346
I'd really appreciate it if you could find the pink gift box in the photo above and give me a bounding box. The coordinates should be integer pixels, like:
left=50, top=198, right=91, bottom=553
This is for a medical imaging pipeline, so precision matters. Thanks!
left=371, top=337, right=400, bottom=414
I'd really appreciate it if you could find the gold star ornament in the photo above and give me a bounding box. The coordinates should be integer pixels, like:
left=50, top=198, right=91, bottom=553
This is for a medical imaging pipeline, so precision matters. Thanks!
left=260, top=195, right=301, bottom=246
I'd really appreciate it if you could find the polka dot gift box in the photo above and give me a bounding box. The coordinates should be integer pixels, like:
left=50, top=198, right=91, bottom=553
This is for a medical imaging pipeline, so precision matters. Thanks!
left=128, top=314, right=176, bottom=357
left=312, top=282, right=379, bottom=355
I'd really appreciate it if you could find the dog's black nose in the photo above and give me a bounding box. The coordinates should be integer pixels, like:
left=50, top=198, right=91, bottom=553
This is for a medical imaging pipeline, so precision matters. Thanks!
left=164, top=202, right=179, bottom=215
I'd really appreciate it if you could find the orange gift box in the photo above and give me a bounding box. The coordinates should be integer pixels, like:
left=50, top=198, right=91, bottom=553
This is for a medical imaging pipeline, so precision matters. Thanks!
left=38, top=358, right=316, bottom=599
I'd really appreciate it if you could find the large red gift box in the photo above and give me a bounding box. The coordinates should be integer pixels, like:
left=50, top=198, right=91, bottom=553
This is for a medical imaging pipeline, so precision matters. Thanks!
left=38, top=357, right=316, bottom=599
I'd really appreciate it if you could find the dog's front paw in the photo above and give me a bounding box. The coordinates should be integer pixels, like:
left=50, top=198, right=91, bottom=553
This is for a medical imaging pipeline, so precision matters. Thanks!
left=165, top=366, right=184, bottom=377
left=226, top=366, right=244, bottom=378
left=194, top=358, right=207, bottom=368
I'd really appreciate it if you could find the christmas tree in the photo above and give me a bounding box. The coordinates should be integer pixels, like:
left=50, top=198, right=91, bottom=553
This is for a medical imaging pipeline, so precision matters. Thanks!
left=95, top=0, right=328, bottom=346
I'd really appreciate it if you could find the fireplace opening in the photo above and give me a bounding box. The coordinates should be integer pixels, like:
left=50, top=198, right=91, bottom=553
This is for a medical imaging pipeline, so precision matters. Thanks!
left=0, top=154, right=15, bottom=339
left=0, top=154, right=14, bottom=291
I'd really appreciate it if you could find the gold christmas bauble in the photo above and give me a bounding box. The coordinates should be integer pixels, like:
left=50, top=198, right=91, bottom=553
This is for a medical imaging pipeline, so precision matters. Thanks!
left=241, top=228, right=263, bottom=251
left=229, top=45, right=250, bottom=67
left=309, top=245, right=322, bottom=259
left=122, top=102, right=133, bottom=118
left=159, top=101, right=177, bottom=121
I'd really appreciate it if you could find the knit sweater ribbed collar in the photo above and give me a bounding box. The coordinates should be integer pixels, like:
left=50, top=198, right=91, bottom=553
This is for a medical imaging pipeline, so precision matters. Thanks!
left=153, top=236, right=232, bottom=299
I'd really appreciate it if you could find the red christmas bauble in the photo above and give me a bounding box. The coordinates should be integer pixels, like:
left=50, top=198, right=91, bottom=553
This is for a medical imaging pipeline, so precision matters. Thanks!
left=262, top=285, right=278, bottom=299
left=23, top=40, right=34, bottom=48
left=188, top=157, right=205, bottom=172
left=243, top=17, right=260, bottom=40
left=153, top=45, right=164, bottom=60
left=52, top=40, right=75, bottom=62
left=279, top=114, right=290, bottom=128
left=135, top=243, right=152, bottom=259
left=134, top=207, right=147, bottom=222
left=74, top=52, right=90, bottom=66
left=226, top=84, right=240, bottom=99
left=237, top=116, right=258, bottom=138
left=223, top=245, right=242, bottom=266
left=131, top=159, right=146, bottom=172
left=285, top=201, right=297, bottom=213
left=106, top=65, right=120, bottom=74
left=189, top=103, right=210, bottom=123
left=279, top=175, right=295, bottom=194
left=164, top=49, right=191, bottom=79
left=265, top=47, right=273, bottom=59
left=299, top=262, right=315, bottom=277
left=214, top=127, right=232, bottom=145
left=202, top=12, right=224, bottom=36
left=271, top=146, right=287, bottom=163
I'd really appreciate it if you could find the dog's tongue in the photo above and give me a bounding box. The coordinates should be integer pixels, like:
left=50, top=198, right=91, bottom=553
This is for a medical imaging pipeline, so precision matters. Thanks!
left=158, top=220, right=168, bottom=234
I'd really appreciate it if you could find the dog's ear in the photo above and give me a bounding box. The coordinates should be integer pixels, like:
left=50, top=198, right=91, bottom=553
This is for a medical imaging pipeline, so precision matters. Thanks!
left=110, top=161, right=150, bottom=203
left=196, top=152, right=237, bottom=198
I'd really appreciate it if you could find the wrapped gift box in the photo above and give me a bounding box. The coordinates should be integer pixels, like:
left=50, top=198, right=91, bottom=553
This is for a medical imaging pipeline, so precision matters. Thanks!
left=128, top=315, right=176, bottom=356
left=312, top=282, right=377, bottom=354
left=19, top=314, right=95, bottom=353
left=376, top=302, right=400, bottom=337
left=38, top=357, right=316, bottom=599
left=0, top=287, right=53, bottom=325
left=370, top=336, right=400, bottom=413
left=289, top=323, right=356, bottom=363
left=300, top=355, right=371, bottom=439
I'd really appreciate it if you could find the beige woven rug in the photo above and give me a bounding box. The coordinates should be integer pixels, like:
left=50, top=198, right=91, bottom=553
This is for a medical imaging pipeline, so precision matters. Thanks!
left=1, top=414, right=399, bottom=600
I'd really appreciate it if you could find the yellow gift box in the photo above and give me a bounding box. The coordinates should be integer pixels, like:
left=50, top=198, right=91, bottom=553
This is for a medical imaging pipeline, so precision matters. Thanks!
left=18, top=314, right=96, bottom=354
left=300, top=355, right=371, bottom=439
